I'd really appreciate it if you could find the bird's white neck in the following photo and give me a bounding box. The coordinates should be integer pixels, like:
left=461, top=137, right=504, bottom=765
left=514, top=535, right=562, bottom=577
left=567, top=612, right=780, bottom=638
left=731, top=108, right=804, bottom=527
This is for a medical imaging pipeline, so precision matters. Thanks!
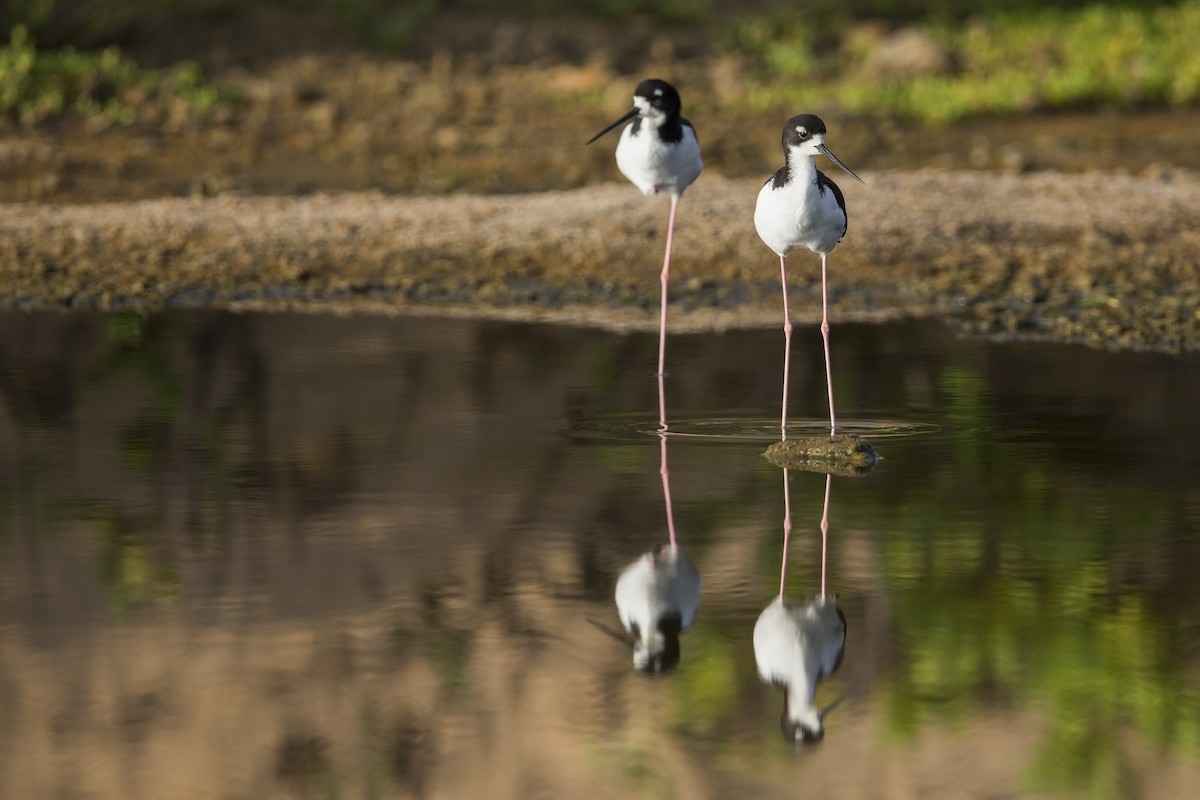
left=786, top=668, right=817, bottom=705
left=786, top=680, right=821, bottom=732
left=785, top=149, right=818, bottom=185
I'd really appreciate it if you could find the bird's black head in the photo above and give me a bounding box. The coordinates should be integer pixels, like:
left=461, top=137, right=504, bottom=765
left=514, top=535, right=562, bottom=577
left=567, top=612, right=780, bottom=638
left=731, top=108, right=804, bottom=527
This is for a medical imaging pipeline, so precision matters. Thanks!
left=781, top=114, right=828, bottom=150
left=781, top=711, right=826, bottom=745
left=779, top=690, right=826, bottom=745
left=632, top=615, right=683, bottom=674
left=634, top=79, right=682, bottom=119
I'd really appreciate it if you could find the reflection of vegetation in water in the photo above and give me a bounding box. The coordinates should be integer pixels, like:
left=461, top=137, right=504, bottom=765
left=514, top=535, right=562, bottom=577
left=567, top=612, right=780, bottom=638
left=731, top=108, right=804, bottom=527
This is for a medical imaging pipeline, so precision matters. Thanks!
left=424, top=629, right=472, bottom=699
left=275, top=732, right=341, bottom=800
left=865, top=353, right=1200, bottom=798
left=0, top=491, right=9, bottom=544
left=575, top=326, right=1200, bottom=795
left=78, top=311, right=273, bottom=608
left=590, top=739, right=673, bottom=799
left=417, top=582, right=473, bottom=698
left=93, top=313, right=182, bottom=413
left=96, top=314, right=184, bottom=475
left=77, top=502, right=179, bottom=613
left=669, top=623, right=741, bottom=740
left=119, top=413, right=173, bottom=472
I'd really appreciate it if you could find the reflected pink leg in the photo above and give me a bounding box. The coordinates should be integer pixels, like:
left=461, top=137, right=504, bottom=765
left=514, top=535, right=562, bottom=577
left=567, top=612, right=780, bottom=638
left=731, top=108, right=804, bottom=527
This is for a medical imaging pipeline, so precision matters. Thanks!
left=658, top=372, right=677, bottom=548
left=779, top=468, right=792, bottom=598
left=820, top=253, right=836, bottom=436
left=819, top=472, right=832, bottom=599
left=779, top=254, right=793, bottom=440
left=657, top=196, right=679, bottom=378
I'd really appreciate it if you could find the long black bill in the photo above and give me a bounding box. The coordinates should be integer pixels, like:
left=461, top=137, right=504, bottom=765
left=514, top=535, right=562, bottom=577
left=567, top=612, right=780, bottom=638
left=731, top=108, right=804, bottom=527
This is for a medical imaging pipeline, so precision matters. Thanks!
left=586, top=107, right=640, bottom=145
left=816, top=144, right=865, bottom=184
left=586, top=616, right=635, bottom=646
left=818, top=695, right=846, bottom=722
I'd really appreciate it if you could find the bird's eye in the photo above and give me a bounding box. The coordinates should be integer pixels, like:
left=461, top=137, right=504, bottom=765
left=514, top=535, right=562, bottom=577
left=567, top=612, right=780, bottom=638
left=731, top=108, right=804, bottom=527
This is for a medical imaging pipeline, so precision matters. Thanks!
left=797, top=129, right=809, bottom=139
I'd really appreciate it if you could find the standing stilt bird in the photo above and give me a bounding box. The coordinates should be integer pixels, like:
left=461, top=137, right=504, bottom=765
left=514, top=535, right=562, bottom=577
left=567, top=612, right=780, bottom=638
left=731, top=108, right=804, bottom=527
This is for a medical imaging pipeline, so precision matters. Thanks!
left=587, top=79, right=703, bottom=377
left=754, top=115, right=863, bottom=437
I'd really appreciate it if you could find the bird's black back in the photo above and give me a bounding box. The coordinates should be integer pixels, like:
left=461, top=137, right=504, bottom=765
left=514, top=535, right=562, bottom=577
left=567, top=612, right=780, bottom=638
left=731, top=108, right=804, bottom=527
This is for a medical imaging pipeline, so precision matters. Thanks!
left=818, top=169, right=849, bottom=239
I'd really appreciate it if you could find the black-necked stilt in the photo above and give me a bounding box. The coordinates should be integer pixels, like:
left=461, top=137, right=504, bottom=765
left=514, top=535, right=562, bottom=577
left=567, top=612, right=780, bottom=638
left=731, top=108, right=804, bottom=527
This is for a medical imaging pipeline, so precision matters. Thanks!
left=753, top=591, right=846, bottom=742
left=753, top=471, right=845, bottom=743
left=587, top=78, right=703, bottom=377
left=612, top=371, right=701, bottom=674
left=615, top=542, right=701, bottom=673
left=754, top=114, right=864, bottom=438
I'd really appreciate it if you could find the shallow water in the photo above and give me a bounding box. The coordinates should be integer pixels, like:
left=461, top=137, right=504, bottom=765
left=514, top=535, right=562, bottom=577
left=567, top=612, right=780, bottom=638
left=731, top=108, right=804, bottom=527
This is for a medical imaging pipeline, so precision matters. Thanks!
left=1, top=310, right=1198, bottom=800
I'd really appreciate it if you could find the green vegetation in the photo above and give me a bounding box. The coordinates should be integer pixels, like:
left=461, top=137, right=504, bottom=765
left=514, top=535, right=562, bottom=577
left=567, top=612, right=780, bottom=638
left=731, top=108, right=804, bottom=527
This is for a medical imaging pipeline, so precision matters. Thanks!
left=332, top=0, right=442, bottom=50
left=5, top=1, right=1200, bottom=125
left=0, top=25, right=220, bottom=126
left=726, top=2, right=1200, bottom=122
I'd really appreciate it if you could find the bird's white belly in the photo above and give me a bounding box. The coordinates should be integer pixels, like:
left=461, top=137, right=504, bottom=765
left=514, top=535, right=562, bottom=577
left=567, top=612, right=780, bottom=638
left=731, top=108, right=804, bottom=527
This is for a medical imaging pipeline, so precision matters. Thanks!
left=614, top=548, right=702, bottom=632
left=616, top=126, right=702, bottom=198
left=752, top=596, right=845, bottom=686
left=754, top=180, right=845, bottom=256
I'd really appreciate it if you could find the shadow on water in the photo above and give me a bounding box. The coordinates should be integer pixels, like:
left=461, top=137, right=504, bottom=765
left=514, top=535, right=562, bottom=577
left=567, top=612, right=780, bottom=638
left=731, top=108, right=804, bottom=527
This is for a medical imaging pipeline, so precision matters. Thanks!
left=1, top=311, right=1200, bottom=799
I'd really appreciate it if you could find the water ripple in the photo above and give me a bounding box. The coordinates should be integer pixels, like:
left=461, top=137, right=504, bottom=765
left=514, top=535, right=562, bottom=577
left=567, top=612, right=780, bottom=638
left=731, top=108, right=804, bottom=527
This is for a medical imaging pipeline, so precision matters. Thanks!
left=566, top=412, right=939, bottom=444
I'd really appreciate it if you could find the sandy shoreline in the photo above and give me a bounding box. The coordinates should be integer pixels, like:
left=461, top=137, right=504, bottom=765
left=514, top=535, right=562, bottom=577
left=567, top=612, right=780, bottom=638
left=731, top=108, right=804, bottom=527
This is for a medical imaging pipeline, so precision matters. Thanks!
left=2, top=169, right=1198, bottom=351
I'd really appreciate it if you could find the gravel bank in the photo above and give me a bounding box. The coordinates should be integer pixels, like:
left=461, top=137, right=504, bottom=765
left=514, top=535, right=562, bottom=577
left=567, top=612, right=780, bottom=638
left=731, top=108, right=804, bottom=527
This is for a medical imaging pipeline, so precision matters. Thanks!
left=2, top=169, right=1197, bottom=351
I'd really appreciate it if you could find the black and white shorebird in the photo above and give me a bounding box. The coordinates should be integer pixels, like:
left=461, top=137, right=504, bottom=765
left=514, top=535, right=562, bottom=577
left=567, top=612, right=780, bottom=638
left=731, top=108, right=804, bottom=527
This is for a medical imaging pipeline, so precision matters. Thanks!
left=753, top=472, right=846, bottom=743
left=753, top=592, right=846, bottom=743
left=615, top=542, right=701, bottom=673
left=754, top=114, right=864, bottom=437
left=587, top=79, right=703, bottom=377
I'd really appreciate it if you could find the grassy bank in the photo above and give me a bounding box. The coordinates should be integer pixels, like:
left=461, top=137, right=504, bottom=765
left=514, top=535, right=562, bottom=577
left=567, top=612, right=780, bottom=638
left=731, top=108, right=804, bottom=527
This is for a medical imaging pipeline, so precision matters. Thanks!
left=3, top=1, right=1200, bottom=127
left=724, top=2, right=1200, bottom=122
left=0, top=25, right=220, bottom=127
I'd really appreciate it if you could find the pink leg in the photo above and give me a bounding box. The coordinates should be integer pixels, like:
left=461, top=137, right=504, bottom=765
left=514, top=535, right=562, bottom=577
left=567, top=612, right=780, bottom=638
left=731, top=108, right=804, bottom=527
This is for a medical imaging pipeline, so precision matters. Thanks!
left=819, top=472, right=831, bottom=599
left=779, top=255, right=793, bottom=440
left=779, top=468, right=792, bottom=598
left=820, top=253, right=836, bottom=436
left=657, top=196, right=679, bottom=378
left=657, top=363, right=668, bottom=433
left=658, top=372, right=677, bottom=548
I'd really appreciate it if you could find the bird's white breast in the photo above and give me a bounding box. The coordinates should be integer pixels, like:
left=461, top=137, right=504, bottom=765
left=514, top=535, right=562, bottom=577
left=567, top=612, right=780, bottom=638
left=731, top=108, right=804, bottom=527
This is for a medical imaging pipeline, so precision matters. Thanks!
left=754, top=169, right=846, bottom=257
left=615, top=123, right=702, bottom=199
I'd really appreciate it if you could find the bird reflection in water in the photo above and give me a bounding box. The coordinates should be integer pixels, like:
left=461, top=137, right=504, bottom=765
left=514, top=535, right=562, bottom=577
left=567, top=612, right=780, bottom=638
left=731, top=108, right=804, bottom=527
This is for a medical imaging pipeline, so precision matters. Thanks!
left=612, top=373, right=701, bottom=673
left=753, top=471, right=846, bottom=742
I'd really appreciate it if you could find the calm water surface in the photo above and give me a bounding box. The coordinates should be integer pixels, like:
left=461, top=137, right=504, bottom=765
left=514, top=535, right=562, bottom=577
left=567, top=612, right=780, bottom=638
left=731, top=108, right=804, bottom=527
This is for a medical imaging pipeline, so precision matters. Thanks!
left=1, top=311, right=1198, bottom=800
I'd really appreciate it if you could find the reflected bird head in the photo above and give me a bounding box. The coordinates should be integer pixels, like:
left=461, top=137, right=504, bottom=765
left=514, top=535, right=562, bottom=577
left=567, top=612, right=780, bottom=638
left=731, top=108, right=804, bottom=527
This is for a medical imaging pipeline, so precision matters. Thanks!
left=633, top=618, right=682, bottom=674
left=781, top=704, right=824, bottom=745
left=781, top=695, right=843, bottom=746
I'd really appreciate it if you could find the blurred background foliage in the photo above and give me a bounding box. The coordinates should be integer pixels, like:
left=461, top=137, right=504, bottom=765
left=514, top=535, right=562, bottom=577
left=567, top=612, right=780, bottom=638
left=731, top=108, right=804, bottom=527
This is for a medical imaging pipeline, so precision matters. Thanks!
left=2, top=1, right=1200, bottom=125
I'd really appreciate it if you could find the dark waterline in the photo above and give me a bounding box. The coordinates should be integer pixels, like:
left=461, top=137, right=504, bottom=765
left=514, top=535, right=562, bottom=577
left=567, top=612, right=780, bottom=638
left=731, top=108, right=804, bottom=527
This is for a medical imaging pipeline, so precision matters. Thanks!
left=1, top=310, right=1198, bottom=799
